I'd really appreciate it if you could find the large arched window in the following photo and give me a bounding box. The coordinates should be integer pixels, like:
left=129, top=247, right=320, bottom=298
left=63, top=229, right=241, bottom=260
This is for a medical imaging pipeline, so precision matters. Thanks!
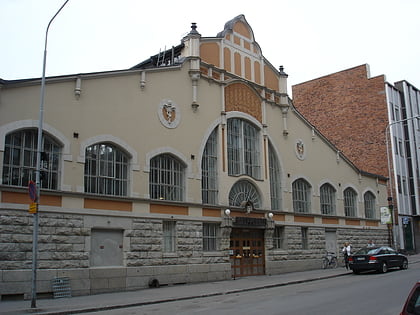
left=227, top=118, right=261, bottom=179
left=292, top=178, right=311, bottom=213
left=344, top=187, right=357, bottom=217
left=201, top=128, right=218, bottom=204
left=84, top=143, right=129, bottom=196
left=228, top=180, right=261, bottom=208
left=268, top=142, right=281, bottom=210
left=149, top=154, right=184, bottom=201
left=364, top=191, right=376, bottom=219
left=320, top=183, right=336, bottom=215
left=2, top=129, right=60, bottom=189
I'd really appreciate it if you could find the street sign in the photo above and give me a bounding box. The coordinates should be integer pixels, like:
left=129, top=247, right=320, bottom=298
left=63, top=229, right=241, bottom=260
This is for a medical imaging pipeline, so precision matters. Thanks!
left=29, top=202, right=38, bottom=214
left=28, top=180, right=37, bottom=202
left=380, top=206, right=392, bottom=225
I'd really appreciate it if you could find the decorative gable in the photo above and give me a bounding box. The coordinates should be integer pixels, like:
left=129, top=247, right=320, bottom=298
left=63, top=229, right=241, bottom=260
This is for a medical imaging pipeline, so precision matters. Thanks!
left=200, top=15, right=283, bottom=94
left=225, top=82, right=262, bottom=122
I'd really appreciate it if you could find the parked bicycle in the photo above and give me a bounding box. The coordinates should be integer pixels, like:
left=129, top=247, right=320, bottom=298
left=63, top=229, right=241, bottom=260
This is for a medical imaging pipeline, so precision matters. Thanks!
left=322, top=251, right=338, bottom=269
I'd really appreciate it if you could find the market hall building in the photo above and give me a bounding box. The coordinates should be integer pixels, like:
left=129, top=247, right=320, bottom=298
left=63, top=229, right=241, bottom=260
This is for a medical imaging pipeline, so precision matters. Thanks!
left=0, top=15, right=388, bottom=299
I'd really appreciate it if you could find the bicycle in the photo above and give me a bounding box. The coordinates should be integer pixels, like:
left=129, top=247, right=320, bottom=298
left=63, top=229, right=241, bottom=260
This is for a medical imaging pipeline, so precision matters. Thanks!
left=322, top=251, right=338, bottom=269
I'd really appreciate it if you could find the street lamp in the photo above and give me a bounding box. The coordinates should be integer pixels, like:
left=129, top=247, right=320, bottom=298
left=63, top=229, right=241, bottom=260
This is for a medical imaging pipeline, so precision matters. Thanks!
left=32, top=0, right=70, bottom=308
left=385, top=114, right=420, bottom=250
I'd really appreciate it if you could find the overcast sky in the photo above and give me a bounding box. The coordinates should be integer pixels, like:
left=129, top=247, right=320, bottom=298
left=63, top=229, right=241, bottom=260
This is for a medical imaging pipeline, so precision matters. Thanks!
left=1, top=0, right=419, bottom=94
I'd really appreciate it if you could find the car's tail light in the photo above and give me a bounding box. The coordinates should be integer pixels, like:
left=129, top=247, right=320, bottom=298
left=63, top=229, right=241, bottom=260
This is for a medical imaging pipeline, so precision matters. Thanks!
left=348, top=257, right=353, bottom=262
left=369, top=256, right=378, bottom=263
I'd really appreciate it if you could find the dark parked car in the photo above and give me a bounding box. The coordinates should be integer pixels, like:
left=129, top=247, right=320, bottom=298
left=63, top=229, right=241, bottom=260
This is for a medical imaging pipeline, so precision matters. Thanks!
left=348, top=246, right=408, bottom=274
left=400, top=281, right=420, bottom=315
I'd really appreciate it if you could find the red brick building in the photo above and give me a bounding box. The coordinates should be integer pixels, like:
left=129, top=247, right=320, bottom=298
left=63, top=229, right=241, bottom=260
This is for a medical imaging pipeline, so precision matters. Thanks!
left=292, top=65, right=420, bottom=253
left=292, top=64, right=389, bottom=177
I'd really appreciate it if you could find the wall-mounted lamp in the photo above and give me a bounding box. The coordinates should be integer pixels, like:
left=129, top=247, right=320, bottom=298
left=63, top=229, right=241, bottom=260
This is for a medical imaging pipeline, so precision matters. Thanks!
left=268, top=212, right=274, bottom=219
left=224, top=209, right=231, bottom=216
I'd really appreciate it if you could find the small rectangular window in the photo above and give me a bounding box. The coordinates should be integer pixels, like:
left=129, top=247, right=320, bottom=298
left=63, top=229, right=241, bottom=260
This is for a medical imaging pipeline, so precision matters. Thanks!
left=203, top=223, right=219, bottom=251
left=301, top=227, right=308, bottom=250
left=273, top=226, right=285, bottom=249
left=163, top=221, right=176, bottom=252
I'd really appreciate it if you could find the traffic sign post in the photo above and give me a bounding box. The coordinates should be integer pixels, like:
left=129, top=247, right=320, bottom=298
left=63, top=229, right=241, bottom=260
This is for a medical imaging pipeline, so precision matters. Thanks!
left=29, top=202, right=38, bottom=214
left=28, top=181, right=37, bottom=202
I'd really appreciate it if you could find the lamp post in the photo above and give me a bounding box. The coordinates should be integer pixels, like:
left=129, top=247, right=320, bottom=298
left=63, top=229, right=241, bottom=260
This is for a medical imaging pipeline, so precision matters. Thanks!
left=385, top=114, right=420, bottom=250
left=31, top=0, right=70, bottom=308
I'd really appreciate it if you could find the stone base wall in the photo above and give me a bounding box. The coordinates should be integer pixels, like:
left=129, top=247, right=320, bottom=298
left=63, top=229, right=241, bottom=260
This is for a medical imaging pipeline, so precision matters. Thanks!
left=0, top=263, right=232, bottom=299
left=0, top=209, right=389, bottom=300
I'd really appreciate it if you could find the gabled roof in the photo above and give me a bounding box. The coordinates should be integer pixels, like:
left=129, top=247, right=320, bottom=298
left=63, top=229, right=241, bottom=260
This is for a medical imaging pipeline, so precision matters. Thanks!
left=216, top=14, right=255, bottom=41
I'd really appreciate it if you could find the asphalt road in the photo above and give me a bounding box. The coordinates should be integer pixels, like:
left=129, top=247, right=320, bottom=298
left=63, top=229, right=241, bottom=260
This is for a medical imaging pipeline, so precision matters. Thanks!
left=86, top=264, right=419, bottom=315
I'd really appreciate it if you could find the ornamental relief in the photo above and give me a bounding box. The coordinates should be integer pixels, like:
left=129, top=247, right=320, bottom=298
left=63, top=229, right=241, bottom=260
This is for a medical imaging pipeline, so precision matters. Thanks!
left=158, top=99, right=181, bottom=128
left=225, top=83, right=262, bottom=122
left=295, top=139, right=306, bottom=160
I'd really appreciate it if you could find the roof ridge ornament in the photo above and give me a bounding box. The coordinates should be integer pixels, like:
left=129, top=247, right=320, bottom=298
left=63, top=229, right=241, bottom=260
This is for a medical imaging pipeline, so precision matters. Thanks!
left=189, top=22, right=200, bottom=35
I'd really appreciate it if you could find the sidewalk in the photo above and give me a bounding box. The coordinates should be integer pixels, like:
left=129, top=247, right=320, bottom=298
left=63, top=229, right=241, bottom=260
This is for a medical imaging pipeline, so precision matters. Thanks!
left=2, top=254, right=419, bottom=315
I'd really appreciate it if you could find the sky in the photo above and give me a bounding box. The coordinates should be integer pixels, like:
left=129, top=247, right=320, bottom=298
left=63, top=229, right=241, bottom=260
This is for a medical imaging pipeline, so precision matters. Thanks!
left=1, top=0, right=419, bottom=95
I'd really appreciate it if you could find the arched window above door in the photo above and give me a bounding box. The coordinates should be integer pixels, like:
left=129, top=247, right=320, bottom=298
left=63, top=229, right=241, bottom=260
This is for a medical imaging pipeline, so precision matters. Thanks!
left=228, top=180, right=261, bottom=209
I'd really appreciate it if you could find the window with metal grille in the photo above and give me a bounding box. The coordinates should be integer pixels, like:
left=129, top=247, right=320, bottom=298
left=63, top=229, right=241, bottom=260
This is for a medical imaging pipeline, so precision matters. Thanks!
left=344, top=188, right=357, bottom=217
left=202, top=128, right=218, bottom=204
left=163, top=221, right=176, bottom=252
left=84, top=143, right=129, bottom=196
left=320, top=183, right=336, bottom=215
left=292, top=179, right=311, bottom=213
left=150, top=154, right=184, bottom=201
left=228, top=180, right=261, bottom=208
left=227, top=118, right=261, bottom=179
left=273, top=226, right=286, bottom=249
left=2, top=129, right=60, bottom=189
left=203, top=223, right=219, bottom=251
left=268, top=142, right=281, bottom=210
left=301, top=227, right=308, bottom=249
left=364, top=191, right=376, bottom=219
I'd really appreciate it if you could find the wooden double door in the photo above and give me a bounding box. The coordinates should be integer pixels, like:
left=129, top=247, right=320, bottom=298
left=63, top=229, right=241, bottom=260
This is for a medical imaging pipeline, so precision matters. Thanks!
left=230, top=228, right=265, bottom=277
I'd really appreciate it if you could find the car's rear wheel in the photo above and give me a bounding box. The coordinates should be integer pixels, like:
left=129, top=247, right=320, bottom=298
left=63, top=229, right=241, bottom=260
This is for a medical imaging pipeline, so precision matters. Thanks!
left=400, top=259, right=408, bottom=270
left=380, top=262, right=388, bottom=273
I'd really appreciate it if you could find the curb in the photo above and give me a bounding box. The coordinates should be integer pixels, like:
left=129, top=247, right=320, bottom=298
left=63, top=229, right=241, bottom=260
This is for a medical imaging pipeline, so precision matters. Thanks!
left=10, top=258, right=420, bottom=315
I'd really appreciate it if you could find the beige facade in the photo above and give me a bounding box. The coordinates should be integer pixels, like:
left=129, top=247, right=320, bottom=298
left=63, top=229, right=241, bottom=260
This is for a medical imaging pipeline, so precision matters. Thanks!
left=0, top=15, right=388, bottom=299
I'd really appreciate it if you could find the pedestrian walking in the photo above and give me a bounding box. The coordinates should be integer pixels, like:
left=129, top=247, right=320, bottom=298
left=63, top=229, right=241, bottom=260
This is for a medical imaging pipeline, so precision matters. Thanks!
left=342, top=242, right=351, bottom=270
